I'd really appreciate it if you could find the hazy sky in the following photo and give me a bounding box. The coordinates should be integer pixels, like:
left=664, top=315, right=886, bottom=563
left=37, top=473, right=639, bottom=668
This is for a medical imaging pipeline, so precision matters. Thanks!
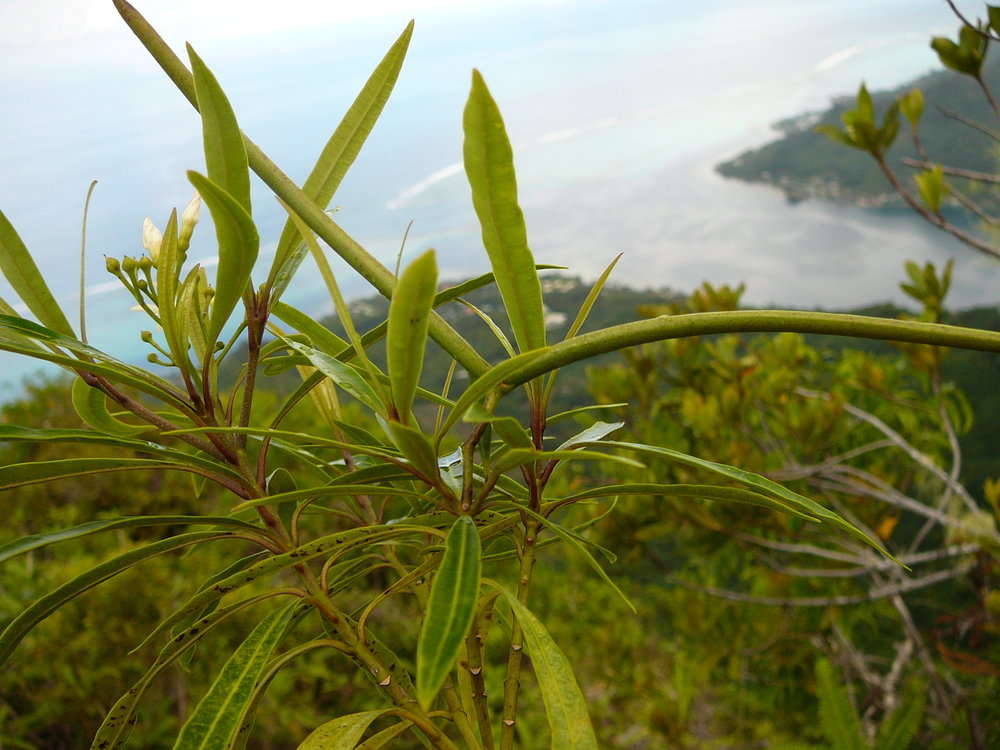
left=2, top=0, right=995, bottom=390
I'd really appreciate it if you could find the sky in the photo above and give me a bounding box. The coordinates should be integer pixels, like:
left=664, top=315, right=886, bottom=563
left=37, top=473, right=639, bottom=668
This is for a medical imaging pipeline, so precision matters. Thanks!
left=1, top=0, right=996, bottom=390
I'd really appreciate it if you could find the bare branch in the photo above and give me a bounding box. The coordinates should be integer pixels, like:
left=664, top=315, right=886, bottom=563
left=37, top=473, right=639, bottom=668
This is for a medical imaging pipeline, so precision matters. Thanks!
left=901, top=157, right=1000, bottom=185
left=935, top=105, right=1000, bottom=143
left=668, top=566, right=968, bottom=607
left=874, top=157, right=1000, bottom=260
left=797, top=387, right=979, bottom=510
left=768, top=439, right=895, bottom=481
left=944, top=0, right=1000, bottom=42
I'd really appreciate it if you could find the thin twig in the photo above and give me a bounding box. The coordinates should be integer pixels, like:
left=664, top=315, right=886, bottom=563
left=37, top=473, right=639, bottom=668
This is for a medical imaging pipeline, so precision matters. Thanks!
left=668, top=566, right=966, bottom=606
left=901, top=157, right=1000, bottom=185
left=935, top=105, right=1000, bottom=143
left=875, top=156, right=1000, bottom=260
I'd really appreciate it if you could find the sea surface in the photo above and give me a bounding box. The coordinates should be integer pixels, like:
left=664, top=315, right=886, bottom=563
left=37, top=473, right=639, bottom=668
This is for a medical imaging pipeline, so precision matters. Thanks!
left=1, top=0, right=997, bottom=394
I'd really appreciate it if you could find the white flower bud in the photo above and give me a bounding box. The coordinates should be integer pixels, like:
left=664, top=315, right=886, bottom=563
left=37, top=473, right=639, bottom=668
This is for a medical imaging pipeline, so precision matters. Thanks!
left=180, top=192, right=201, bottom=243
left=142, top=217, right=162, bottom=261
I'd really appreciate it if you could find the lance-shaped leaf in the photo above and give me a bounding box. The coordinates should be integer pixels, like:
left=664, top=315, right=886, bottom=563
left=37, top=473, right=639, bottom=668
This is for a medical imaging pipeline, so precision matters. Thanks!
left=0, top=209, right=74, bottom=336
left=387, top=249, right=437, bottom=422
left=356, top=721, right=412, bottom=750
left=486, top=580, right=598, bottom=750
left=156, top=209, right=187, bottom=363
left=188, top=43, right=251, bottom=213
left=296, top=710, right=391, bottom=750
left=267, top=22, right=414, bottom=301
left=416, top=516, right=482, bottom=708
left=384, top=420, right=441, bottom=482
left=492, top=447, right=642, bottom=475
left=187, top=171, right=259, bottom=343
left=173, top=604, right=296, bottom=750
left=0, top=531, right=236, bottom=667
left=600, top=441, right=898, bottom=561
left=281, top=337, right=384, bottom=415
left=0, top=515, right=258, bottom=564
left=0, top=457, right=196, bottom=491
left=92, top=594, right=301, bottom=750
left=272, top=300, right=349, bottom=356
left=542, top=253, right=621, bottom=404
left=0, top=425, right=246, bottom=482
left=463, top=69, right=545, bottom=354
left=135, top=524, right=426, bottom=651
left=70, top=377, right=147, bottom=436
left=556, top=420, right=624, bottom=451
left=558, top=483, right=824, bottom=522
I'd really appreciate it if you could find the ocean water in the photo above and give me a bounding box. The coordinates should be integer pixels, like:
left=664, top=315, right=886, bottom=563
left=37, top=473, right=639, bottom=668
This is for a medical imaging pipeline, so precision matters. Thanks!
left=1, top=0, right=995, bottom=394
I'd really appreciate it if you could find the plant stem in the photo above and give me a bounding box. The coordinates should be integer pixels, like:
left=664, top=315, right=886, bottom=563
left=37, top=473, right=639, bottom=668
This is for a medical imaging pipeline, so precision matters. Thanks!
left=466, top=597, right=498, bottom=750
left=499, top=519, right=539, bottom=750
left=499, top=309, right=1000, bottom=393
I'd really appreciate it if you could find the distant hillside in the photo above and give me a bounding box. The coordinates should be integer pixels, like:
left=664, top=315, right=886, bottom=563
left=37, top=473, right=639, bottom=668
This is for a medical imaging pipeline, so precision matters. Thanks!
left=716, top=54, right=1000, bottom=209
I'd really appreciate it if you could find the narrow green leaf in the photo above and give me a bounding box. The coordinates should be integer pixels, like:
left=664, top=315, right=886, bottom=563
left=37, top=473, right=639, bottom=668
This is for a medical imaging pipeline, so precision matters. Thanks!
left=356, top=721, right=412, bottom=750
left=157, top=209, right=186, bottom=363
left=547, top=402, right=627, bottom=424
left=384, top=420, right=441, bottom=481
left=542, top=254, right=621, bottom=404
left=187, top=171, right=259, bottom=343
left=281, top=337, right=384, bottom=415
left=486, top=580, right=598, bottom=750
left=187, top=43, right=251, bottom=213
left=557, top=483, right=822, bottom=522
left=272, top=301, right=350, bottom=356
left=357, top=264, right=564, bottom=351
left=0, top=531, right=235, bottom=667
left=0, top=457, right=196, bottom=491
left=0, top=209, right=74, bottom=336
left=230, top=485, right=424, bottom=515
left=387, top=249, right=437, bottom=421
left=600, top=441, right=897, bottom=561
left=70, top=377, right=148, bottom=436
left=556, top=420, right=623, bottom=451
left=267, top=22, right=414, bottom=302
left=135, top=525, right=426, bottom=651
left=438, top=347, right=550, bottom=441
left=463, top=70, right=546, bottom=354
left=173, top=604, right=296, bottom=750
left=463, top=405, right=532, bottom=449
left=458, top=298, right=516, bottom=357
left=492, top=447, right=642, bottom=475
left=0, top=425, right=246, bottom=482
left=417, top=516, right=482, bottom=708
left=92, top=595, right=303, bottom=750
left=899, top=88, right=924, bottom=128
left=297, top=710, right=390, bottom=750
left=0, top=515, right=258, bottom=564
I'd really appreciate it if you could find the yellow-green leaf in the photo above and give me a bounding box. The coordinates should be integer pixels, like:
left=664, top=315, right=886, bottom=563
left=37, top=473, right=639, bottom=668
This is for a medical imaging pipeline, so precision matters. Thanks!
left=416, top=516, right=481, bottom=708
left=463, top=70, right=546, bottom=354
left=173, top=604, right=296, bottom=750
left=486, top=580, right=598, bottom=750
left=267, top=22, right=413, bottom=302
left=0, top=209, right=74, bottom=336
left=0, top=531, right=235, bottom=668
left=70, top=377, right=148, bottom=436
left=296, top=710, right=389, bottom=750
left=187, top=43, right=251, bottom=213
left=387, top=249, right=437, bottom=422
left=187, top=171, right=259, bottom=342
